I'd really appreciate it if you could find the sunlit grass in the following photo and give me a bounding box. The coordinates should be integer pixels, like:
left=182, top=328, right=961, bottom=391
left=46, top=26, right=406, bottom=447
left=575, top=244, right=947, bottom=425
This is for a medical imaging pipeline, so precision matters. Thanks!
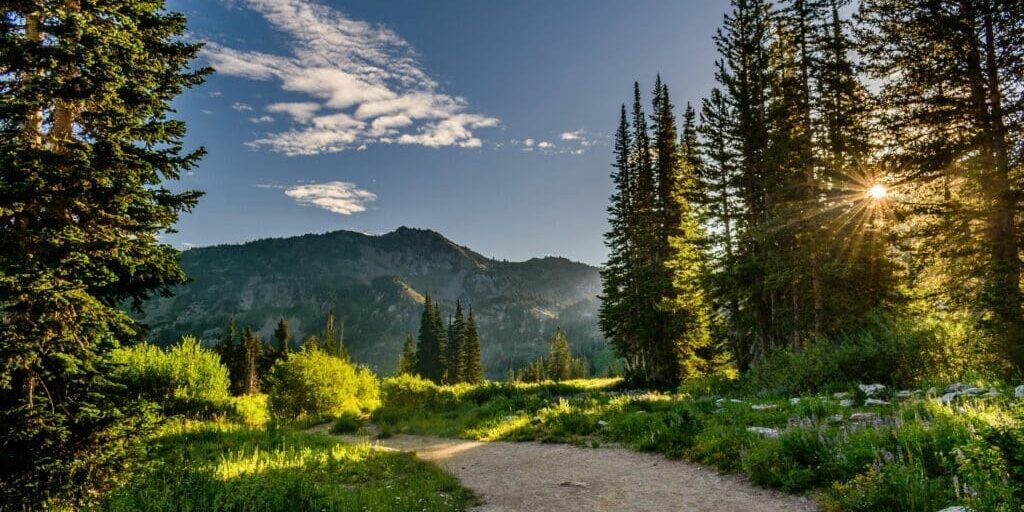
left=374, top=375, right=1024, bottom=511
left=96, top=420, right=476, bottom=512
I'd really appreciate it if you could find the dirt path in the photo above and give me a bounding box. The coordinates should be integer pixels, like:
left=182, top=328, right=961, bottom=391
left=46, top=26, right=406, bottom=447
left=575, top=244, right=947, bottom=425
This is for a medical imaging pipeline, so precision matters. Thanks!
left=309, top=424, right=817, bottom=512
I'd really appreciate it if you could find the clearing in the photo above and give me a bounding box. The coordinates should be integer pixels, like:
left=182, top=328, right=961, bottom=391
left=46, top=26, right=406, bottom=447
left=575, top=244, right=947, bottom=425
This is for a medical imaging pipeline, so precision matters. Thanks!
left=310, top=423, right=816, bottom=512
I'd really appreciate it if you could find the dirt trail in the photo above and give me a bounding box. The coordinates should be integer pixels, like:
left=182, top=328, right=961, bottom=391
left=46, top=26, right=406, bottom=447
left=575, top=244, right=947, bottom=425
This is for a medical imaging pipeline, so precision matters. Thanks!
left=308, top=423, right=817, bottom=512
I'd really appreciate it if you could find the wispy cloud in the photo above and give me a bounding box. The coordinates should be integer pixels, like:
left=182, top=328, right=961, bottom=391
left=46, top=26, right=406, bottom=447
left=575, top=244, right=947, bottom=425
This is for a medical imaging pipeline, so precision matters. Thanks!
left=249, top=115, right=275, bottom=124
left=285, top=181, right=377, bottom=215
left=232, top=101, right=253, bottom=111
left=515, top=129, right=603, bottom=155
left=204, top=0, right=497, bottom=156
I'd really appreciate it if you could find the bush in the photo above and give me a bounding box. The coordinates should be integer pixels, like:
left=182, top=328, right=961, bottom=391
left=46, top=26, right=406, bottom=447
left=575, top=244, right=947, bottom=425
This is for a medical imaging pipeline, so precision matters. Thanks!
left=229, top=394, right=269, bottom=427
left=112, top=337, right=231, bottom=414
left=330, top=412, right=363, bottom=434
left=747, top=313, right=999, bottom=394
left=266, top=348, right=380, bottom=420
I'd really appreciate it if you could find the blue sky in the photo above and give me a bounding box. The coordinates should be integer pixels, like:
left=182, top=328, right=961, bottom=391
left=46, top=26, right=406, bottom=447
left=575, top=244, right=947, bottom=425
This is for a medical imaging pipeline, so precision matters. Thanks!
left=166, top=0, right=728, bottom=266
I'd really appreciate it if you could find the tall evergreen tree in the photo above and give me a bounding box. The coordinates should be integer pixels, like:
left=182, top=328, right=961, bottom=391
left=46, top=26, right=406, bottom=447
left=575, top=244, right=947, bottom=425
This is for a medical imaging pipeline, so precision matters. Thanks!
left=857, top=0, right=1024, bottom=370
left=447, top=301, right=467, bottom=383
left=546, top=327, right=573, bottom=382
left=0, top=5, right=208, bottom=504
left=713, top=0, right=775, bottom=368
left=239, top=328, right=261, bottom=395
left=397, top=334, right=418, bottom=376
left=415, top=295, right=446, bottom=383
left=600, top=105, right=639, bottom=378
left=462, top=307, right=484, bottom=383
left=273, top=319, right=291, bottom=357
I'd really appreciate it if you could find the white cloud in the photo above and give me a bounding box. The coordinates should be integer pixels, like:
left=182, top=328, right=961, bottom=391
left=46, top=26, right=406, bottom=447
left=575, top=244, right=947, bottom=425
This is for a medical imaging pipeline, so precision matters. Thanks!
left=267, top=102, right=321, bottom=123
left=517, top=129, right=604, bottom=155
left=204, top=0, right=497, bottom=156
left=249, top=115, right=275, bottom=124
left=284, top=181, right=377, bottom=215
left=232, top=101, right=253, bottom=111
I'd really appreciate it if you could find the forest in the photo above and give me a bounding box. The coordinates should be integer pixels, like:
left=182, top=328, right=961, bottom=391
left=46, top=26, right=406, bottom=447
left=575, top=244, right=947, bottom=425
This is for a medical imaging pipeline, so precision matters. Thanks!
left=1, top=0, right=1022, bottom=511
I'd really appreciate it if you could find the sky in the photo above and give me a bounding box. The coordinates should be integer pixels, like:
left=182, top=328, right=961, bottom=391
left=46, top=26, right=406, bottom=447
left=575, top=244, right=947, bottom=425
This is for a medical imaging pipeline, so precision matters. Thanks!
left=165, top=0, right=729, bottom=266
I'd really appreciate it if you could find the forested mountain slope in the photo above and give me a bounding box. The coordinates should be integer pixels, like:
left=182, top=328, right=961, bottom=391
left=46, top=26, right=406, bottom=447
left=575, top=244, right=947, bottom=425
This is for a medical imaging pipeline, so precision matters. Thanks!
left=136, top=227, right=610, bottom=376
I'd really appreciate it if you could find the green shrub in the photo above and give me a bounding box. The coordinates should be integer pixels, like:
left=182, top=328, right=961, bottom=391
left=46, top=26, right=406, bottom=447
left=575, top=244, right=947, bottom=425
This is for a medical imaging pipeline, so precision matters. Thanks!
left=330, top=412, right=363, bottom=434
left=112, top=337, right=231, bottom=415
left=266, top=348, right=380, bottom=420
left=379, top=374, right=458, bottom=410
left=822, top=463, right=955, bottom=512
left=747, top=313, right=999, bottom=394
left=229, top=394, right=269, bottom=427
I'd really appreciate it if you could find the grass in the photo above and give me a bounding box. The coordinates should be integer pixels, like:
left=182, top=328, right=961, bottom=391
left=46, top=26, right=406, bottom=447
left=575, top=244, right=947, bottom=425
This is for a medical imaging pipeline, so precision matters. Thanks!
left=373, top=375, right=1024, bottom=511
left=96, top=419, right=476, bottom=512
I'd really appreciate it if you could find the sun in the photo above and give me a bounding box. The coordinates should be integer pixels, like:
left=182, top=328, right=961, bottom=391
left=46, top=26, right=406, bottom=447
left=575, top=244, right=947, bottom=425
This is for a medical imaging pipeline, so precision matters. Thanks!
left=867, top=184, right=887, bottom=200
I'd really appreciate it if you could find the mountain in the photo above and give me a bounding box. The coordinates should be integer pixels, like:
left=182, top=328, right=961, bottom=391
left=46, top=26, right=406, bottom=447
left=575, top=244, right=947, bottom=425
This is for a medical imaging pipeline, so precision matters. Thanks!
left=136, top=227, right=614, bottom=377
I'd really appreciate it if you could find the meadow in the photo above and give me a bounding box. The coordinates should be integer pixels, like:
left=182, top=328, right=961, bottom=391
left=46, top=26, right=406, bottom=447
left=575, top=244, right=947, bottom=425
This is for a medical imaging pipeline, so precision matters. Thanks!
left=96, top=419, right=475, bottom=512
left=370, top=375, right=1024, bottom=511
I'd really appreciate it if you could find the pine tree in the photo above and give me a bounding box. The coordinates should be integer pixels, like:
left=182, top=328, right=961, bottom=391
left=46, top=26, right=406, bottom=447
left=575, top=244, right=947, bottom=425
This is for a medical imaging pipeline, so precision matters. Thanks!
left=240, top=328, right=261, bottom=395
left=321, top=310, right=348, bottom=360
left=546, top=327, right=572, bottom=382
left=273, top=319, right=291, bottom=357
left=415, top=295, right=446, bottom=383
left=857, top=0, right=1024, bottom=370
left=599, top=105, right=638, bottom=379
left=447, top=301, right=467, bottom=383
left=666, top=103, right=715, bottom=378
left=397, top=334, right=418, bottom=375
left=713, top=0, right=774, bottom=367
left=462, top=307, right=484, bottom=383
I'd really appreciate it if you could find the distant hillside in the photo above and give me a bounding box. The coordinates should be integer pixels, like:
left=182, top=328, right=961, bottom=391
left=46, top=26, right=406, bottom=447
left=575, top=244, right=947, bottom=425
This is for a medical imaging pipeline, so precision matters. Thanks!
left=136, top=227, right=614, bottom=377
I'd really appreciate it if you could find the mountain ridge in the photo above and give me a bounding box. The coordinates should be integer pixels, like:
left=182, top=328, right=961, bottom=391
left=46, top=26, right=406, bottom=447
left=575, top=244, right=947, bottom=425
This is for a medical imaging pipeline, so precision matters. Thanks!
left=138, top=227, right=613, bottom=376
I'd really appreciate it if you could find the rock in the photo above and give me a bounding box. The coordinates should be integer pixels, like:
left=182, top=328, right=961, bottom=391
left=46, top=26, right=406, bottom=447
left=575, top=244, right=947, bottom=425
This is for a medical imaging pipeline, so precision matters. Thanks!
left=895, top=390, right=915, bottom=398
left=864, top=398, right=889, bottom=406
left=559, top=481, right=589, bottom=489
left=963, top=387, right=986, bottom=395
left=789, top=397, right=801, bottom=405
left=927, top=387, right=938, bottom=396
left=849, top=412, right=880, bottom=422
left=597, top=420, right=607, bottom=428
left=936, top=507, right=972, bottom=512
left=829, top=414, right=844, bottom=423
left=751, top=404, right=778, bottom=411
left=946, top=383, right=970, bottom=394
left=833, top=392, right=851, bottom=399
left=840, top=399, right=854, bottom=407
left=982, top=389, right=1001, bottom=398
left=730, top=399, right=745, bottom=403
left=504, top=415, right=514, bottom=422
left=746, top=426, right=781, bottom=438
left=858, top=383, right=886, bottom=396
left=939, top=393, right=958, bottom=405
left=1015, top=384, right=1024, bottom=398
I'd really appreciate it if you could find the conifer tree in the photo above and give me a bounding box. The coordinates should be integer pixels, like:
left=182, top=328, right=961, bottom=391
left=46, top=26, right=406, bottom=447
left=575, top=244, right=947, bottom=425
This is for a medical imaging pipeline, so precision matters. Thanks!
left=462, top=307, right=484, bottom=383
left=857, top=0, right=1024, bottom=370
left=0, top=3, right=207, bottom=502
left=397, top=334, right=418, bottom=376
left=240, top=328, right=261, bottom=395
left=447, top=301, right=467, bottom=383
left=599, top=105, right=638, bottom=378
left=546, top=327, right=573, bottom=382
left=415, top=295, right=445, bottom=383
left=273, top=319, right=291, bottom=357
